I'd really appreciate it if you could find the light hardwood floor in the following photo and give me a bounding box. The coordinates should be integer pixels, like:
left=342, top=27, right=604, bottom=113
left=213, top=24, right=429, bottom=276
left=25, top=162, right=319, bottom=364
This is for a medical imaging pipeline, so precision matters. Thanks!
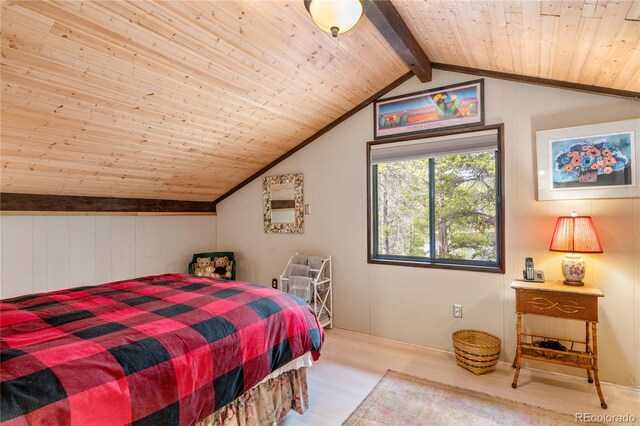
left=282, top=329, right=640, bottom=425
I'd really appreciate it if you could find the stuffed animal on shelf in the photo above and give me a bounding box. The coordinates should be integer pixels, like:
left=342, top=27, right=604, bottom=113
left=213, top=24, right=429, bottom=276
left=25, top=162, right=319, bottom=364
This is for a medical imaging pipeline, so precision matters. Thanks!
left=213, top=256, right=232, bottom=280
left=194, top=257, right=214, bottom=277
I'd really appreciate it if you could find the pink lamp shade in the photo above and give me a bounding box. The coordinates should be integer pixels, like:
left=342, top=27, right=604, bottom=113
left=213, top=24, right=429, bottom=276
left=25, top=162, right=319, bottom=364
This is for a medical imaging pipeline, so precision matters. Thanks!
left=549, top=216, right=603, bottom=253
left=549, top=215, right=602, bottom=286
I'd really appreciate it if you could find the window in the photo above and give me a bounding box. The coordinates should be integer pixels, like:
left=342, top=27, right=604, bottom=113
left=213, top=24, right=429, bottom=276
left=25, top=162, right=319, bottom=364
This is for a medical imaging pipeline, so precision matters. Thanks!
left=368, top=124, right=505, bottom=273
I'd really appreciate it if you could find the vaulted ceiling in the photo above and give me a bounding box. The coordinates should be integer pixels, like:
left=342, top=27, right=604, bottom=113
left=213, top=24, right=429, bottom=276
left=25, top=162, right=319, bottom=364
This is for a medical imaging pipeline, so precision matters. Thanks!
left=1, top=0, right=639, bottom=203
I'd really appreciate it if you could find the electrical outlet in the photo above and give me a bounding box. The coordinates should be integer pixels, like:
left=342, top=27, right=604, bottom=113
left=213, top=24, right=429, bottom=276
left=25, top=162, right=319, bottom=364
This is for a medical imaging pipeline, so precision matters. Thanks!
left=453, top=304, right=462, bottom=318
left=271, top=278, right=278, bottom=289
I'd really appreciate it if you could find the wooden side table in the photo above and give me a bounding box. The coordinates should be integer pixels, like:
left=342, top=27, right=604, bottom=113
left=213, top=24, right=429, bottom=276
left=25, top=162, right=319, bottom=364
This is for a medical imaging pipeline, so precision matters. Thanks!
left=511, top=280, right=607, bottom=408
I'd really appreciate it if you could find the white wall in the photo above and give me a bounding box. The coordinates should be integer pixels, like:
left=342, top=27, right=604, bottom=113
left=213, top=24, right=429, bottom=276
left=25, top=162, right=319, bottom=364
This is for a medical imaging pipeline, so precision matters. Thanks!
left=217, top=70, right=640, bottom=386
left=0, top=215, right=217, bottom=298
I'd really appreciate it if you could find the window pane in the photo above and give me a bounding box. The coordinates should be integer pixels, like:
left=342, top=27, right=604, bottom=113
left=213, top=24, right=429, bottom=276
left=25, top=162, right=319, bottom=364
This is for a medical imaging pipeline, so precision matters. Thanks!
left=376, top=160, right=430, bottom=257
left=434, top=151, right=497, bottom=262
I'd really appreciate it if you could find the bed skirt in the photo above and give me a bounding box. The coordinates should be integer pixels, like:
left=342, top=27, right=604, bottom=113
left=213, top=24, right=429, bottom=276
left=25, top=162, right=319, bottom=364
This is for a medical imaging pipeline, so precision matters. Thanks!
left=197, top=368, right=308, bottom=426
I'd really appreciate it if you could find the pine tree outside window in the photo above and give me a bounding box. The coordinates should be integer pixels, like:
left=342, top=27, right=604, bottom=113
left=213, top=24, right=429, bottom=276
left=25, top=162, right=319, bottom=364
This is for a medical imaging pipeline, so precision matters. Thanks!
left=367, top=124, right=505, bottom=273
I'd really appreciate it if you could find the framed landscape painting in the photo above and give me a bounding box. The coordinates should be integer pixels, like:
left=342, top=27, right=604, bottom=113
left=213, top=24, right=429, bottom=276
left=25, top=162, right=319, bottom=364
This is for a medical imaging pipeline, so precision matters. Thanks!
left=536, top=119, right=640, bottom=200
left=373, top=79, right=484, bottom=139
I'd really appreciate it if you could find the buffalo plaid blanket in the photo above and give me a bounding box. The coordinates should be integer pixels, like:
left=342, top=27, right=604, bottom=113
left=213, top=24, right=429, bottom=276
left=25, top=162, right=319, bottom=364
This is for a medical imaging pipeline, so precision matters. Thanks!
left=0, top=274, right=324, bottom=425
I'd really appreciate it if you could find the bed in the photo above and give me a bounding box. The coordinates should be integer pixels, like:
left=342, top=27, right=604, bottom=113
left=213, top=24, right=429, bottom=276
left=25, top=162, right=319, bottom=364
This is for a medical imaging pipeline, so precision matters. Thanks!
left=0, top=274, right=324, bottom=425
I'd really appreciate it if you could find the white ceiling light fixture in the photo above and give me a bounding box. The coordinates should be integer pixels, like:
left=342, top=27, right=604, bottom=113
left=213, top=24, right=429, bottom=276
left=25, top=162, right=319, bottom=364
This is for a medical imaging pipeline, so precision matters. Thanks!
left=304, top=0, right=369, bottom=37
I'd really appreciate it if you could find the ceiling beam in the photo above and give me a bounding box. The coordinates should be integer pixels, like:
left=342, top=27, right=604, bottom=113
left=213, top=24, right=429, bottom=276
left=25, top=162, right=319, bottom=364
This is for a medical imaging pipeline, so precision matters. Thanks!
left=432, top=63, right=640, bottom=100
left=365, top=0, right=431, bottom=83
left=0, top=193, right=216, bottom=213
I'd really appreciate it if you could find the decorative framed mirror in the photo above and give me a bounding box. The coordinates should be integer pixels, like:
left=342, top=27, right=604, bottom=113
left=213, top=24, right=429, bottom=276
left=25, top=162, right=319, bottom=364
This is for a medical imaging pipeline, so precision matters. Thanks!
left=263, top=173, right=304, bottom=234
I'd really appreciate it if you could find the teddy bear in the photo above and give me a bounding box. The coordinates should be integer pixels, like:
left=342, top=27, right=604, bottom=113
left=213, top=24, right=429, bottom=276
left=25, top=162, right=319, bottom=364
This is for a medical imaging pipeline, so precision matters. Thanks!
left=194, top=257, right=214, bottom=277
left=213, top=256, right=232, bottom=280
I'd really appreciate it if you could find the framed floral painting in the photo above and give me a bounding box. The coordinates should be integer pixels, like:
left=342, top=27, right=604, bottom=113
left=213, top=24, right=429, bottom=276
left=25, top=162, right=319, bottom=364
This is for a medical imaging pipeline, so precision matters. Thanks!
left=536, top=119, right=640, bottom=200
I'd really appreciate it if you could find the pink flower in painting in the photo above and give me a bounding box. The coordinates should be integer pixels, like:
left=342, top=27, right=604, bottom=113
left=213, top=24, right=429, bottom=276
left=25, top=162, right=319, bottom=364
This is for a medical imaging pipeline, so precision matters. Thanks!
left=597, top=160, right=606, bottom=168
left=602, top=148, right=612, bottom=156
left=581, top=145, right=589, bottom=151
left=604, top=167, right=613, bottom=174
left=571, top=156, right=582, bottom=166
left=564, top=163, right=574, bottom=172
left=603, top=156, right=617, bottom=166
left=587, top=147, right=601, bottom=157
left=590, top=163, right=600, bottom=170
left=568, top=151, right=581, bottom=158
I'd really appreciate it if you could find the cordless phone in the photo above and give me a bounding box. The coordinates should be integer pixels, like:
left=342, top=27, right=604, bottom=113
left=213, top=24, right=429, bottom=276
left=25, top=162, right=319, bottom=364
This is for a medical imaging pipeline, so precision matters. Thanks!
left=524, top=257, right=535, bottom=281
left=522, top=257, right=545, bottom=282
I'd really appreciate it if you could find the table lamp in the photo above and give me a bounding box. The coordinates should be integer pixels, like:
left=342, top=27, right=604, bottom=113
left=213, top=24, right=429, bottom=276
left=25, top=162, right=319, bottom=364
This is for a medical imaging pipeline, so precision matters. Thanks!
left=549, top=212, right=603, bottom=286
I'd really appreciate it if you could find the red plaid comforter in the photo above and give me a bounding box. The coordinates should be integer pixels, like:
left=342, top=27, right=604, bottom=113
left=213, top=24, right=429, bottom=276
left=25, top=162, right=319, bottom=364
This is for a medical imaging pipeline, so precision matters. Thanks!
left=0, top=274, right=324, bottom=425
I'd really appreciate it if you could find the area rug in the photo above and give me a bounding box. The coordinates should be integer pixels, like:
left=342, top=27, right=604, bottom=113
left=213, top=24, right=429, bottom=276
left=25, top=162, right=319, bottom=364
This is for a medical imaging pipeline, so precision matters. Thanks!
left=342, top=370, right=577, bottom=425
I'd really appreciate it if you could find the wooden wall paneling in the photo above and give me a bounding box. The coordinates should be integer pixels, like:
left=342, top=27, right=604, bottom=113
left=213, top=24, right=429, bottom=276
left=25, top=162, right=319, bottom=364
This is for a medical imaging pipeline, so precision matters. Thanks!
left=110, top=216, right=123, bottom=280
left=95, top=216, right=113, bottom=284
left=120, top=216, right=137, bottom=279
left=135, top=216, right=161, bottom=277
left=177, top=216, right=217, bottom=264
left=32, top=216, right=48, bottom=294
left=1, top=215, right=217, bottom=297
left=45, top=216, right=70, bottom=292
left=161, top=217, right=183, bottom=274
left=1, top=216, right=33, bottom=298
left=69, top=216, right=96, bottom=286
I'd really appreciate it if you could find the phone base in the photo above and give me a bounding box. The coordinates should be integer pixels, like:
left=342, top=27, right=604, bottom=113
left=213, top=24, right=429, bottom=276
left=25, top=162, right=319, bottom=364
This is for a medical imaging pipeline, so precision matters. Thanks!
left=522, top=270, right=545, bottom=283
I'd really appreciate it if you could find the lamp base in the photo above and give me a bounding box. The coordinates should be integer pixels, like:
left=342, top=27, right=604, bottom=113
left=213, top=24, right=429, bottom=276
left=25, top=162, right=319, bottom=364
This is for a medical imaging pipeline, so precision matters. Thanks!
left=561, top=253, right=586, bottom=286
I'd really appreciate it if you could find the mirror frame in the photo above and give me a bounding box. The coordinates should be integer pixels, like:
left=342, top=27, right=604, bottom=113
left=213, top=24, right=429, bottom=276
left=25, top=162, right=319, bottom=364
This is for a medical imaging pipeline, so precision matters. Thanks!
left=263, top=173, right=304, bottom=234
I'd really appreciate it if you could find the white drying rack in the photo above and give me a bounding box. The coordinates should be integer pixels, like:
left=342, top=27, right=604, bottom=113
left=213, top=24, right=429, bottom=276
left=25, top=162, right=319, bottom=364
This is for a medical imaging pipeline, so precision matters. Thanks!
left=279, top=254, right=332, bottom=329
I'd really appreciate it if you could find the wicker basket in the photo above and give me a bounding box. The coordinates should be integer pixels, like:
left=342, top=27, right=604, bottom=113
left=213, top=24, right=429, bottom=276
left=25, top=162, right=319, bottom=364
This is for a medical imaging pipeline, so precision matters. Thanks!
left=452, top=329, right=501, bottom=375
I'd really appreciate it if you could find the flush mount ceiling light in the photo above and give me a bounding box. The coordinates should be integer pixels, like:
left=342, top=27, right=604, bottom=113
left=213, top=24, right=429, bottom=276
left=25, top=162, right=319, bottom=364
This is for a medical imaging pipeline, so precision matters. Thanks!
left=304, top=0, right=369, bottom=37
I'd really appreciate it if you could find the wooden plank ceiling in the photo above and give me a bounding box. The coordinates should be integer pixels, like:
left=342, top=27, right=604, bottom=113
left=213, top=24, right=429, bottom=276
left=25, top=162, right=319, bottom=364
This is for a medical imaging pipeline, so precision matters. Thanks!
left=0, top=0, right=407, bottom=201
left=1, top=0, right=638, bottom=203
left=394, top=0, right=640, bottom=93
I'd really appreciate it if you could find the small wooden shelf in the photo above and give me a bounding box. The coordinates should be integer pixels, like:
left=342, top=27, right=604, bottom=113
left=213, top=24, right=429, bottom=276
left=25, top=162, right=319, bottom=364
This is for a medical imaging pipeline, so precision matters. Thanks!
left=511, top=280, right=607, bottom=409
left=519, top=333, right=592, bottom=368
